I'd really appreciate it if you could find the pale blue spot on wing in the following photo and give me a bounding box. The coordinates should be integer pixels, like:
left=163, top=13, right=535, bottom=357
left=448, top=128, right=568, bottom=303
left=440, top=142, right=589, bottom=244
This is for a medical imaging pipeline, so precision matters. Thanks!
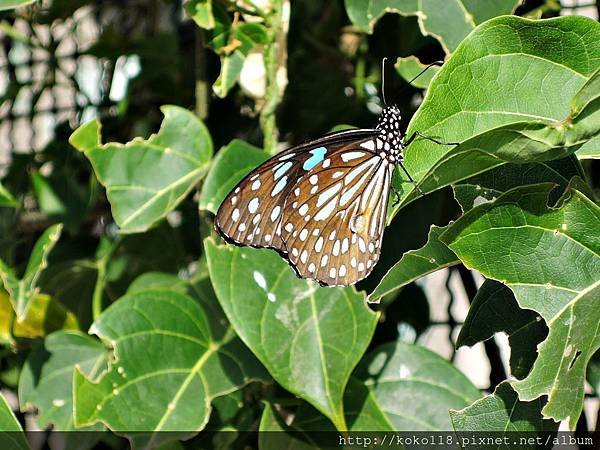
left=274, top=161, right=292, bottom=179
left=271, top=176, right=288, bottom=196
left=303, top=147, right=327, bottom=170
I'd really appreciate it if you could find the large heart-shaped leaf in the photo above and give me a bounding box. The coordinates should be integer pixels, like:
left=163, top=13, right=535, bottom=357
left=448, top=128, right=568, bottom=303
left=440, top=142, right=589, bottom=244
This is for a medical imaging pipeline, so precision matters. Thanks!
left=199, top=139, right=269, bottom=214
left=451, top=382, right=558, bottom=434
left=457, top=280, right=547, bottom=380
left=368, top=225, right=458, bottom=303
left=19, top=331, right=107, bottom=433
left=73, top=289, right=267, bottom=445
left=0, top=223, right=62, bottom=319
left=391, top=16, right=600, bottom=218
left=345, top=0, right=519, bottom=53
left=441, top=183, right=600, bottom=428
left=204, top=238, right=378, bottom=431
left=70, top=105, right=213, bottom=233
left=0, top=392, right=28, bottom=449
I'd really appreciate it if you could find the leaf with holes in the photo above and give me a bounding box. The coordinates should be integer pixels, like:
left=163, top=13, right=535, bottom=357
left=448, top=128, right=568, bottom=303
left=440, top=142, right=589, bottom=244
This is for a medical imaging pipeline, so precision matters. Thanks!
left=204, top=238, right=378, bottom=431
left=0, top=392, right=28, bottom=449
left=451, top=382, right=558, bottom=434
left=457, top=280, right=547, bottom=380
left=391, top=16, right=600, bottom=218
left=345, top=0, right=519, bottom=52
left=19, top=331, right=107, bottom=435
left=441, top=183, right=600, bottom=428
left=453, top=157, right=584, bottom=213
left=368, top=225, right=458, bottom=303
left=70, top=105, right=213, bottom=233
left=0, top=223, right=62, bottom=320
left=73, top=289, right=268, bottom=446
left=199, top=139, right=269, bottom=214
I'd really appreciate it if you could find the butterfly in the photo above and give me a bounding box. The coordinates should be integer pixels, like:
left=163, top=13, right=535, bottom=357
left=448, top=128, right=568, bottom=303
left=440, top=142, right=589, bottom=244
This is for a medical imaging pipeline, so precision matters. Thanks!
left=215, top=62, right=456, bottom=286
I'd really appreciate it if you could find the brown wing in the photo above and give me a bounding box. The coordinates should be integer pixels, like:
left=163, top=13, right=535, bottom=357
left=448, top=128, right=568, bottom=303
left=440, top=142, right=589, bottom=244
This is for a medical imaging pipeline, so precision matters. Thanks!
left=279, top=139, right=393, bottom=286
left=215, top=129, right=377, bottom=254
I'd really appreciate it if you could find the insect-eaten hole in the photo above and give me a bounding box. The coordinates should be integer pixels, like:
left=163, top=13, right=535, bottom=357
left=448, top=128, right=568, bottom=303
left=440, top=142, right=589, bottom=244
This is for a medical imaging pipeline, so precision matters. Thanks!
left=568, top=349, right=582, bottom=370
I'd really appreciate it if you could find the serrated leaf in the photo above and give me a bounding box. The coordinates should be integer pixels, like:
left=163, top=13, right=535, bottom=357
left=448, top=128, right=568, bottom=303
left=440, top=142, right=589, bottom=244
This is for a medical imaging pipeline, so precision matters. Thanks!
left=368, top=225, right=458, bottom=303
left=395, top=56, right=439, bottom=89
left=0, top=0, right=37, bottom=11
left=204, top=238, right=378, bottom=431
left=457, top=280, right=547, bottom=380
left=199, top=139, right=269, bottom=214
left=345, top=0, right=519, bottom=52
left=440, top=184, right=600, bottom=428
left=0, top=183, right=17, bottom=208
left=390, top=16, right=600, bottom=218
left=19, top=331, right=107, bottom=433
left=0, top=392, right=28, bottom=449
left=0, top=223, right=63, bottom=319
left=453, top=157, right=583, bottom=213
left=70, top=105, right=213, bottom=233
left=450, top=382, right=558, bottom=436
left=73, top=289, right=267, bottom=446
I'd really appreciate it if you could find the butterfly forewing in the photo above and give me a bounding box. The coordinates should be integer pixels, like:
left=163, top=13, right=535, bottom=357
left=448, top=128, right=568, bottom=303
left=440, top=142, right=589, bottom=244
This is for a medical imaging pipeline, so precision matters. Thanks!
left=279, top=140, right=393, bottom=286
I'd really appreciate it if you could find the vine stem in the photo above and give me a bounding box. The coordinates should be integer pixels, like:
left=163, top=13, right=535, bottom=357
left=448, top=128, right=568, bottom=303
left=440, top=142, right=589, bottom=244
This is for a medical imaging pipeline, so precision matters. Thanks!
left=259, top=0, right=288, bottom=154
left=92, top=236, right=122, bottom=321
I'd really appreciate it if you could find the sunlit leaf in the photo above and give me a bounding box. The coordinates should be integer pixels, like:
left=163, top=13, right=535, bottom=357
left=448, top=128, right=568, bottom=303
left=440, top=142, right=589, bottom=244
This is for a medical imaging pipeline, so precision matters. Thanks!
left=0, top=224, right=63, bottom=319
left=204, top=238, right=378, bottom=431
left=199, top=139, right=268, bottom=214
left=451, top=382, right=558, bottom=434
left=0, top=0, right=37, bottom=11
left=70, top=105, right=213, bottom=233
left=73, top=289, right=267, bottom=446
left=441, top=183, right=600, bottom=428
left=19, top=331, right=107, bottom=434
left=0, top=392, right=28, bottom=449
left=0, top=183, right=17, bottom=208
left=185, top=0, right=215, bottom=29
left=368, top=225, right=458, bottom=303
left=391, top=16, right=600, bottom=218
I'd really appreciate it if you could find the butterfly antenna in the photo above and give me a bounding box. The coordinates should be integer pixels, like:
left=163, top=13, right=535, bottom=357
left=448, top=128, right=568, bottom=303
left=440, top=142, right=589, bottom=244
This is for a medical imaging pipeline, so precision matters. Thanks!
left=381, top=57, right=388, bottom=106
left=405, top=60, right=444, bottom=86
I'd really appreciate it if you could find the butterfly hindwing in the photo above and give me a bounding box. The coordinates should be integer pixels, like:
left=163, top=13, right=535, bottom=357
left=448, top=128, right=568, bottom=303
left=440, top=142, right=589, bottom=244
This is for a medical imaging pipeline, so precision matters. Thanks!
left=279, top=139, right=393, bottom=285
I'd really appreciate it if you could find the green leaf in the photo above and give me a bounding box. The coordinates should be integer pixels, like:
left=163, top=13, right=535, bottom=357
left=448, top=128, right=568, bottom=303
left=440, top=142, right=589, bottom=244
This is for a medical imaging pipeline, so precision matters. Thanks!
left=587, top=352, right=600, bottom=394
left=457, top=280, right=547, bottom=380
left=0, top=223, right=63, bottom=319
left=391, top=16, right=600, bottom=218
left=345, top=0, right=519, bottom=53
left=199, top=139, right=269, bottom=214
left=19, top=331, right=107, bottom=432
left=185, top=0, right=215, bottom=29
left=0, top=0, right=37, bottom=11
left=0, top=183, right=17, bottom=208
left=354, top=340, right=480, bottom=430
left=0, top=392, right=28, bottom=449
left=395, top=56, right=439, bottom=89
left=212, top=23, right=268, bottom=98
left=204, top=238, right=378, bottom=431
left=440, top=184, right=600, bottom=428
left=450, top=382, right=558, bottom=435
left=368, top=225, right=458, bottom=303
left=73, top=289, right=267, bottom=443
left=453, top=157, right=583, bottom=213
left=576, top=134, right=600, bottom=159
left=259, top=403, right=317, bottom=450
left=70, top=105, right=213, bottom=233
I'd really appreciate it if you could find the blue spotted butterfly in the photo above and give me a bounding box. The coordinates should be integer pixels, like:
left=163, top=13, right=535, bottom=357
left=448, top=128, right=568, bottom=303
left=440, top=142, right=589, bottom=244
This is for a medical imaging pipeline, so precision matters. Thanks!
left=216, top=63, right=456, bottom=286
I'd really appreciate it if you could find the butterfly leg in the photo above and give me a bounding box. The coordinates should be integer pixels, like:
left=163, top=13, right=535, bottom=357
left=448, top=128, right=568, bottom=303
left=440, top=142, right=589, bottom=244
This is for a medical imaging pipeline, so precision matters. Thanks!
left=396, top=162, right=424, bottom=199
left=404, top=131, right=459, bottom=147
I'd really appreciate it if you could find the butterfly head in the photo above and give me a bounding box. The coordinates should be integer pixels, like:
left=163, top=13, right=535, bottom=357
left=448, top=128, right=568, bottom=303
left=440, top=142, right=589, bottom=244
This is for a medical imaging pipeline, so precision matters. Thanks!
left=376, top=105, right=402, bottom=155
